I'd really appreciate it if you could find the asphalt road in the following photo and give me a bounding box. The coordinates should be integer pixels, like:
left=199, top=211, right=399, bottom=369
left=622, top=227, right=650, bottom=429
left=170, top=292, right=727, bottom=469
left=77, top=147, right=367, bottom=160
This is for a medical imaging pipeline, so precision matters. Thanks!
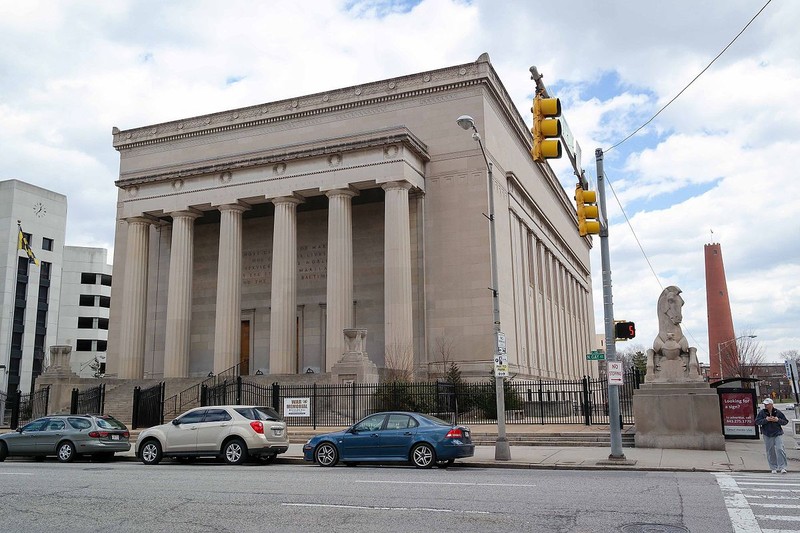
left=0, top=459, right=737, bottom=533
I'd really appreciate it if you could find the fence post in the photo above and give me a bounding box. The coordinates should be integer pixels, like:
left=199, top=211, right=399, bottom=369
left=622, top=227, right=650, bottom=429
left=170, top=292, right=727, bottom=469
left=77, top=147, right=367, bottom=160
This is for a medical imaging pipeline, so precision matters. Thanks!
left=582, top=376, right=591, bottom=426
left=159, top=382, right=166, bottom=425
left=537, top=384, right=544, bottom=424
left=312, top=383, right=317, bottom=430
left=10, top=389, right=21, bottom=430
left=100, top=384, right=106, bottom=414
left=454, top=382, right=460, bottom=425
left=200, top=384, right=208, bottom=407
left=132, top=386, right=141, bottom=429
left=70, top=388, right=78, bottom=415
left=352, top=383, right=356, bottom=424
left=272, top=382, right=280, bottom=411
left=236, top=376, right=242, bottom=405
left=43, top=386, right=49, bottom=417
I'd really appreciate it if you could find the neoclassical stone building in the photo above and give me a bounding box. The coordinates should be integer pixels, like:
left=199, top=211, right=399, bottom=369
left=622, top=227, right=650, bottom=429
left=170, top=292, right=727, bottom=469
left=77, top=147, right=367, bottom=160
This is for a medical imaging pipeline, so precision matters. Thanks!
left=106, top=54, right=597, bottom=382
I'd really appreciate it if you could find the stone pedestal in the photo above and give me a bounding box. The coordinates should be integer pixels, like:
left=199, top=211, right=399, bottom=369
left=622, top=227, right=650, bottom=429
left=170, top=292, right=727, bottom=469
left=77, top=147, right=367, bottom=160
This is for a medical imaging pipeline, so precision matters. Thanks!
left=634, top=382, right=725, bottom=450
left=35, top=345, right=81, bottom=414
left=331, top=329, right=379, bottom=384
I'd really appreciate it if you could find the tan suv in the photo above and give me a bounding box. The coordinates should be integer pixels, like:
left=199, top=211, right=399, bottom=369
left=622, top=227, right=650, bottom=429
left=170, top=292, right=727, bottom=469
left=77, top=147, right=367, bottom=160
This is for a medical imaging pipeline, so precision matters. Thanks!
left=136, top=406, right=289, bottom=465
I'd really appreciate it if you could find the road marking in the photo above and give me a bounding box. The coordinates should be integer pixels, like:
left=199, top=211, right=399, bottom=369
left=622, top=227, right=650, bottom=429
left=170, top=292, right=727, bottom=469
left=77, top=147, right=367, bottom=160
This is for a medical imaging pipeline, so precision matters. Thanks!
left=746, top=488, right=800, bottom=493
left=355, top=480, right=536, bottom=488
left=757, top=516, right=800, bottom=522
left=750, top=503, right=800, bottom=509
left=715, top=473, right=762, bottom=533
left=282, top=503, right=489, bottom=514
left=0, top=473, right=34, bottom=476
left=738, top=482, right=800, bottom=487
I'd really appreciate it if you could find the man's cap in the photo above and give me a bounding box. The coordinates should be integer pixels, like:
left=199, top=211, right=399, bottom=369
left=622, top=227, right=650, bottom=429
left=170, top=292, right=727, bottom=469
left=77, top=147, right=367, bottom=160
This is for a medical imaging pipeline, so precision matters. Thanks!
left=763, top=398, right=774, bottom=405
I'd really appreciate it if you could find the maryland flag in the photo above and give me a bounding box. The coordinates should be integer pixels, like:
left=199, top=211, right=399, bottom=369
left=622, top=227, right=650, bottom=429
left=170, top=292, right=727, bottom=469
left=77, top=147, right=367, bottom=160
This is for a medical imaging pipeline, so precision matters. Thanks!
left=17, top=223, right=39, bottom=266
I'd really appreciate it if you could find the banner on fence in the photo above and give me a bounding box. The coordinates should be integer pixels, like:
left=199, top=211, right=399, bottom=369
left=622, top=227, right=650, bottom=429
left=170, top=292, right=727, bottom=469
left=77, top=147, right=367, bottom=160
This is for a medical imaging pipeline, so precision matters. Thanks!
left=284, top=397, right=311, bottom=417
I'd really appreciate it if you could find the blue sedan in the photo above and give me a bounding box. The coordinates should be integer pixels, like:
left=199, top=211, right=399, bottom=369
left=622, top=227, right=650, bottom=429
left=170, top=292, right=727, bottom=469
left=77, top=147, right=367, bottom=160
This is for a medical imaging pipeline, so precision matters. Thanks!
left=302, top=411, right=474, bottom=468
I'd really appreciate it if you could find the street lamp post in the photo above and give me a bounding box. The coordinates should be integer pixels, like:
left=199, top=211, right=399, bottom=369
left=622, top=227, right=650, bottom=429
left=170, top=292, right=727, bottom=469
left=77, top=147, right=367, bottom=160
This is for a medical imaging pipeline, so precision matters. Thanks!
left=717, top=335, right=757, bottom=380
left=456, top=114, right=511, bottom=461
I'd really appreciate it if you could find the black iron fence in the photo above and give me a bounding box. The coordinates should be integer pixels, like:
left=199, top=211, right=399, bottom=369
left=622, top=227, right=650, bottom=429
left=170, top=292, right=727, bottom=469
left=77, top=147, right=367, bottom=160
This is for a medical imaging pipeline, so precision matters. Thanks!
left=8, top=386, right=50, bottom=429
left=197, top=370, right=641, bottom=428
left=163, top=359, right=248, bottom=420
left=132, top=382, right=165, bottom=429
left=70, top=384, right=106, bottom=415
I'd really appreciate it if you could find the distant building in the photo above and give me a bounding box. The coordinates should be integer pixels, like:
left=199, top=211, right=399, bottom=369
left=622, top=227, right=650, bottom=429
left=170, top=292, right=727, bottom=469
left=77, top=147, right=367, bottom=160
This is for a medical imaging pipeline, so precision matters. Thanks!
left=56, top=247, right=112, bottom=378
left=0, top=180, right=67, bottom=393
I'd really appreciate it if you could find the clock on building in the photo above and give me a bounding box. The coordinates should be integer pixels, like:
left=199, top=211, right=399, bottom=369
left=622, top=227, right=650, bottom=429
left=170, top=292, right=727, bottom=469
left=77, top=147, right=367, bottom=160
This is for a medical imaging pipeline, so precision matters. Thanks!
left=33, top=202, right=46, bottom=217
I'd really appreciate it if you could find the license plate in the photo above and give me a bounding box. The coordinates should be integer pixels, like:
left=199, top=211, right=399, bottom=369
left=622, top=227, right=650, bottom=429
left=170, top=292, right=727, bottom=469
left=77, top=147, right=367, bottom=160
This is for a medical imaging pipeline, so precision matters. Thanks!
left=111, top=434, right=119, bottom=440
left=464, top=431, right=470, bottom=438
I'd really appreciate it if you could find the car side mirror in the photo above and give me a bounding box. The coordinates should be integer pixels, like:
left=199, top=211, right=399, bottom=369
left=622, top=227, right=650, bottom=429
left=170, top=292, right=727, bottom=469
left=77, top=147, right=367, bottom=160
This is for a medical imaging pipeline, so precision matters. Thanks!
left=348, top=427, right=358, bottom=434
left=16, top=427, right=24, bottom=433
left=172, top=419, right=180, bottom=426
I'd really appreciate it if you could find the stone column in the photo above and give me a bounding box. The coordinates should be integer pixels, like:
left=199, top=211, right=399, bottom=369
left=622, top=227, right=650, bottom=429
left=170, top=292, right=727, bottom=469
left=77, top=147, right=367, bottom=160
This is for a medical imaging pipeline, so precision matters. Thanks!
left=164, top=210, right=201, bottom=378
left=382, top=181, right=414, bottom=367
left=324, top=188, right=357, bottom=371
left=213, top=204, right=247, bottom=373
left=118, top=217, right=151, bottom=379
left=269, top=196, right=303, bottom=374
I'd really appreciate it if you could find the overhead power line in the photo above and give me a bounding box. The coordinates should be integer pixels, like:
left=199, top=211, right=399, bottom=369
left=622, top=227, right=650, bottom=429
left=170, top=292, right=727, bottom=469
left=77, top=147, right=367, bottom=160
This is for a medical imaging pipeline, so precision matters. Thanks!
left=606, top=0, right=773, bottom=153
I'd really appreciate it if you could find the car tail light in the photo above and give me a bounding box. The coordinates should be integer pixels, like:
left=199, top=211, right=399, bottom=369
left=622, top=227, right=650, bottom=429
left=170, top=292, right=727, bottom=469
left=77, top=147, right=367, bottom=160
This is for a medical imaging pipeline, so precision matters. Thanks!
left=123, top=431, right=130, bottom=438
left=445, top=428, right=463, bottom=439
left=250, top=421, right=265, bottom=434
left=88, top=431, right=110, bottom=438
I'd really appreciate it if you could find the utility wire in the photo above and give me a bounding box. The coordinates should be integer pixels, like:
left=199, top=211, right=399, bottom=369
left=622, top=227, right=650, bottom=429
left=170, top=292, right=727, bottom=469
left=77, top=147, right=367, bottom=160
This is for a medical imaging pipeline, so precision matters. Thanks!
left=604, top=172, right=707, bottom=354
left=605, top=0, right=772, bottom=153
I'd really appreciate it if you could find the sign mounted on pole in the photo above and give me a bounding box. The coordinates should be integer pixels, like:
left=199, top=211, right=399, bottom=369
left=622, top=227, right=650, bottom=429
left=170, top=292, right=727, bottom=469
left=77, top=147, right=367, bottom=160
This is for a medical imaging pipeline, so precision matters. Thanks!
left=608, top=361, right=624, bottom=386
left=586, top=350, right=605, bottom=361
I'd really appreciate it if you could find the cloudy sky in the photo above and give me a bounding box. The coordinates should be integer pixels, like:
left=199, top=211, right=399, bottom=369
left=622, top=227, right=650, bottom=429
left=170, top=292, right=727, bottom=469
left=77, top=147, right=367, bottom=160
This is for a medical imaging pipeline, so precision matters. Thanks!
left=2, top=0, right=797, bottom=363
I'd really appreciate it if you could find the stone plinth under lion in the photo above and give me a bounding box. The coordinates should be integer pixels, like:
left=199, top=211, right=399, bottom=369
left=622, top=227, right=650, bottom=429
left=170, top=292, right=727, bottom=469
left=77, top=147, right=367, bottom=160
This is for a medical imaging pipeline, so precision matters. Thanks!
left=633, top=286, right=725, bottom=450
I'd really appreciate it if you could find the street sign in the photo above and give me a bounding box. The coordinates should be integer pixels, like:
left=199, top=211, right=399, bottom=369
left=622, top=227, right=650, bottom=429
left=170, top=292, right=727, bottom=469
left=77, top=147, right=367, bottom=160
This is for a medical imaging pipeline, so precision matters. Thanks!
left=586, top=350, right=605, bottom=361
left=494, top=353, right=509, bottom=377
left=496, top=332, right=507, bottom=355
left=608, top=361, right=624, bottom=385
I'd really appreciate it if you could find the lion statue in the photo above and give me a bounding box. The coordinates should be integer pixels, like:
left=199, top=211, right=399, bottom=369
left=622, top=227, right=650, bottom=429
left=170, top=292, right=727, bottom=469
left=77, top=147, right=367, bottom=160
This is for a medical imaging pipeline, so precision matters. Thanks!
left=646, top=286, right=703, bottom=382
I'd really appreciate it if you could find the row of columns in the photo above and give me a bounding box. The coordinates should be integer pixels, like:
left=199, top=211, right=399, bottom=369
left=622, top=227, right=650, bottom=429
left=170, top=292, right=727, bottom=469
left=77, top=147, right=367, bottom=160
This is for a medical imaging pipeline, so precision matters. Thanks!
left=117, top=181, right=414, bottom=379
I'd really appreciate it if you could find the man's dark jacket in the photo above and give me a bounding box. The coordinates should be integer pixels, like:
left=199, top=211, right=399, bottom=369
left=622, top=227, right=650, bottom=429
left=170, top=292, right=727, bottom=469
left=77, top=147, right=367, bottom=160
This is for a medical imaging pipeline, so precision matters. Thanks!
left=755, top=407, right=788, bottom=437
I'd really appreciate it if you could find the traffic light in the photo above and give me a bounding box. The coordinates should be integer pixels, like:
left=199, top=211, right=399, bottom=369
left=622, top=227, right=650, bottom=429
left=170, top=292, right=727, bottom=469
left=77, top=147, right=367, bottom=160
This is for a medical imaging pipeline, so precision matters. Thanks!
left=531, top=95, right=562, bottom=162
left=575, top=186, right=600, bottom=236
left=615, top=321, right=636, bottom=340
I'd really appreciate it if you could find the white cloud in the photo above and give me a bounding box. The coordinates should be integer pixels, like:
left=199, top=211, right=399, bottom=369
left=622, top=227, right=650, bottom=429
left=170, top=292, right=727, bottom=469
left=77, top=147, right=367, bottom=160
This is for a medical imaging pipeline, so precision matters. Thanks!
left=1, top=0, right=798, bottom=359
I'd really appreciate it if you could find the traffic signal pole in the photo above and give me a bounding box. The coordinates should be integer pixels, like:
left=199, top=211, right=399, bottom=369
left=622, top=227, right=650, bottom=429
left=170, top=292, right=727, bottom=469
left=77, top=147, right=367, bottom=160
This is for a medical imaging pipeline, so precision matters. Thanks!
left=595, top=148, right=626, bottom=460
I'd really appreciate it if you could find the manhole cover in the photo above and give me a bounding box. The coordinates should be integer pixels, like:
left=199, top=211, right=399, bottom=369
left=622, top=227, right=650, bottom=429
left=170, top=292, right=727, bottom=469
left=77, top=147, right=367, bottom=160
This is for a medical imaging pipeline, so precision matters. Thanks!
left=621, top=524, right=689, bottom=533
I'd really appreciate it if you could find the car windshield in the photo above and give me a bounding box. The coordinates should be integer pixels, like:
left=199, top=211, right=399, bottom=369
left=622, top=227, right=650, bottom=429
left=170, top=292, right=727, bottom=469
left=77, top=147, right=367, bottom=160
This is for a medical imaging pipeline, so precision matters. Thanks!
left=96, top=417, right=127, bottom=430
left=417, top=414, right=452, bottom=426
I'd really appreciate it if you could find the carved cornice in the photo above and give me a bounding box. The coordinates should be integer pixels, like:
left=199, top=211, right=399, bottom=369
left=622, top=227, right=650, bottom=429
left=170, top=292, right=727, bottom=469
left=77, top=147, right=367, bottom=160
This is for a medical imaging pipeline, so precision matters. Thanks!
left=115, top=126, right=429, bottom=187
left=111, top=54, right=529, bottom=155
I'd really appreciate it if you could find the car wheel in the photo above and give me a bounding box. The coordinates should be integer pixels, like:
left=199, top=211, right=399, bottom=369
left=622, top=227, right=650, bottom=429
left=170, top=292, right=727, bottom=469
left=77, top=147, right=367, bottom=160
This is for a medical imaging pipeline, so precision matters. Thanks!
left=411, top=443, right=435, bottom=469
left=223, top=438, right=248, bottom=465
left=436, top=459, right=455, bottom=469
left=0, top=442, right=7, bottom=462
left=57, top=441, right=77, bottom=463
left=314, top=442, right=338, bottom=467
left=139, top=439, right=163, bottom=465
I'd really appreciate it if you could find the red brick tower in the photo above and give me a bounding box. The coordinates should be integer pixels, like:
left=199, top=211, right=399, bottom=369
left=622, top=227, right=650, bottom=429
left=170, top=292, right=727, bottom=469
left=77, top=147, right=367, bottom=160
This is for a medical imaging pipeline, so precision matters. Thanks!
left=705, top=243, right=738, bottom=380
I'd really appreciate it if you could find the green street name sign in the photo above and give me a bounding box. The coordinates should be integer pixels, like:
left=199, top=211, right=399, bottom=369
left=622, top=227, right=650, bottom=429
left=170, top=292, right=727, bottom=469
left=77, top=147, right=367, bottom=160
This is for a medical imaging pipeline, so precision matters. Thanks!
left=586, top=350, right=605, bottom=361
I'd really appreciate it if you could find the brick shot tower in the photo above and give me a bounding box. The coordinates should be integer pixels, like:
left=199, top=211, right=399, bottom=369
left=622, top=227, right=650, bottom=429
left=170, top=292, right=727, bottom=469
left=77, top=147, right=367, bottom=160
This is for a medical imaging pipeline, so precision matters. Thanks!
left=705, top=243, right=738, bottom=380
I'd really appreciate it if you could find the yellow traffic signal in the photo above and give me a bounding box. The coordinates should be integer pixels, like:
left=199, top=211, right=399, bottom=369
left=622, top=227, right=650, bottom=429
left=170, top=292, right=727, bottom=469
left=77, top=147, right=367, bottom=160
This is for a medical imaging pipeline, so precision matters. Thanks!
left=531, top=96, right=562, bottom=162
left=575, top=186, right=600, bottom=236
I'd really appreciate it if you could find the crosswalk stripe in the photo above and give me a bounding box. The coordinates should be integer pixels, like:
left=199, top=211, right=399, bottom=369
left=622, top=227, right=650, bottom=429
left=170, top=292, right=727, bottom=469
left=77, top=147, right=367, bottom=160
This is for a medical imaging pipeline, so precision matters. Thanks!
left=715, top=473, right=763, bottom=533
left=750, top=503, right=800, bottom=509
left=757, top=516, right=800, bottom=522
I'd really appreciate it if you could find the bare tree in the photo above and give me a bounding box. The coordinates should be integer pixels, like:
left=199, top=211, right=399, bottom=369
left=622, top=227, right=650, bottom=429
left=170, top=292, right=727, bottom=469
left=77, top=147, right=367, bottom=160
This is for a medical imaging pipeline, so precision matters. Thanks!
left=780, top=349, right=799, bottom=362
left=383, top=341, right=415, bottom=383
left=720, top=330, right=765, bottom=380
left=617, top=343, right=647, bottom=375
left=432, top=335, right=457, bottom=379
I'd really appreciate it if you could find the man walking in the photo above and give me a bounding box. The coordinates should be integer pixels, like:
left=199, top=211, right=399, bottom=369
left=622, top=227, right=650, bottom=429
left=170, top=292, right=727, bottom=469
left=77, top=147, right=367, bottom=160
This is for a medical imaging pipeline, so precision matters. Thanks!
left=755, top=398, right=789, bottom=474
